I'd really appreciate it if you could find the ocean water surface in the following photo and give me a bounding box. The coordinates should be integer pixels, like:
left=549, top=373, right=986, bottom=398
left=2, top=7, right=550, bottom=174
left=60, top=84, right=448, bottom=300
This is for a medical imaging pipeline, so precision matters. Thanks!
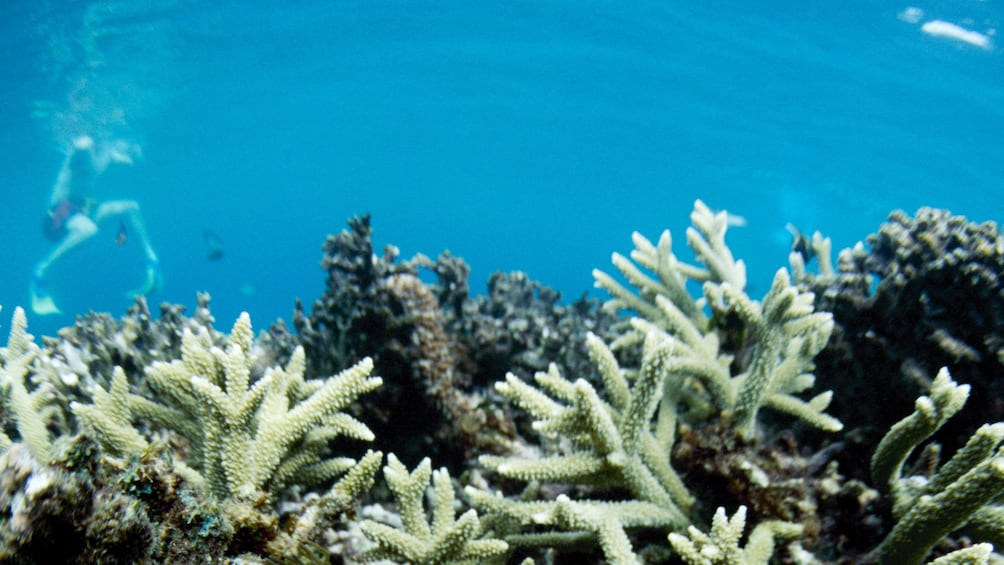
left=0, top=0, right=1001, bottom=339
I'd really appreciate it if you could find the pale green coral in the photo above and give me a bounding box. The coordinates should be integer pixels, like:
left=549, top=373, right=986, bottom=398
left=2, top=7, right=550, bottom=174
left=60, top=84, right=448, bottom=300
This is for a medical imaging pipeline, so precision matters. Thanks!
left=72, top=312, right=383, bottom=500
left=871, top=367, right=970, bottom=499
left=468, top=331, right=691, bottom=564
left=360, top=453, right=509, bottom=564
left=928, top=544, right=992, bottom=565
left=591, top=200, right=745, bottom=338
left=0, top=307, right=56, bottom=462
left=465, top=202, right=841, bottom=563
left=667, top=505, right=802, bottom=565
left=871, top=368, right=1004, bottom=565
left=594, top=200, right=841, bottom=440
left=708, top=268, right=840, bottom=439
left=278, top=449, right=384, bottom=553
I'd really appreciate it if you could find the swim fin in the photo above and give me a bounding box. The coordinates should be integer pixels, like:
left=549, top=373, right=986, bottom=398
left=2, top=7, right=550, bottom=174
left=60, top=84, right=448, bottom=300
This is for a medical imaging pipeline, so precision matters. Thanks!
left=30, top=277, right=61, bottom=316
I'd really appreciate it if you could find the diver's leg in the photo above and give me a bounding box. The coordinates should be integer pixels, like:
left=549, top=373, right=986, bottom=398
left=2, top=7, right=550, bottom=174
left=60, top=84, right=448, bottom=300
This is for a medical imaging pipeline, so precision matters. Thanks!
left=94, top=200, right=161, bottom=296
left=31, top=214, right=98, bottom=315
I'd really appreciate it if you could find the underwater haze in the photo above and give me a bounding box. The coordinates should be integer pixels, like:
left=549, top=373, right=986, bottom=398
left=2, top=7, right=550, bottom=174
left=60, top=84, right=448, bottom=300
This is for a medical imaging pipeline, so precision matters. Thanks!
left=1, top=0, right=1001, bottom=339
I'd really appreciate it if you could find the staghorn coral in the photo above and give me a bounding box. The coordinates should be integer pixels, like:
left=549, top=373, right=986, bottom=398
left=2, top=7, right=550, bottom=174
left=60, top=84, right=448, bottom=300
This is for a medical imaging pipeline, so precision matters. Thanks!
left=71, top=311, right=382, bottom=501
left=870, top=368, right=1004, bottom=565
left=360, top=453, right=510, bottom=564
left=667, top=505, right=802, bottom=565
left=464, top=201, right=843, bottom=564
left=0, top=307, right=57, bottom=462
left=594, top=200, right=841, bottom=439
left=468, top=332, right=693, bottom=564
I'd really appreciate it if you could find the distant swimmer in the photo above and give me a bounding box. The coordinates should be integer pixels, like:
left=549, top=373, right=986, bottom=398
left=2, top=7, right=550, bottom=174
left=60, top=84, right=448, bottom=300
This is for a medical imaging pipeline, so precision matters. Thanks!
left=204, top=229, right=224, bottom=261
left=31, top=135, right=162, bottom=315
left=786, top=223, right=816, bottom=263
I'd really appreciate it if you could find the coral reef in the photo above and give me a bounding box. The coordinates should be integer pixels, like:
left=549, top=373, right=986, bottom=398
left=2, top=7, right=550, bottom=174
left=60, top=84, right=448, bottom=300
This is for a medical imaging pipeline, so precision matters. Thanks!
left=5, top=203, right=1004, bottom=564
left=462, top=201, right=841, bottom=564
left=2, top=307, right=384, bottom=563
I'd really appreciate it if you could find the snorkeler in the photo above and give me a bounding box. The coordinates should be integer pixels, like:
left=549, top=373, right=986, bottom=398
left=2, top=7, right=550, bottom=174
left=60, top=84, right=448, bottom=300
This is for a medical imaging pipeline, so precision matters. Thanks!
left=31, top=135, right=162, bottom=315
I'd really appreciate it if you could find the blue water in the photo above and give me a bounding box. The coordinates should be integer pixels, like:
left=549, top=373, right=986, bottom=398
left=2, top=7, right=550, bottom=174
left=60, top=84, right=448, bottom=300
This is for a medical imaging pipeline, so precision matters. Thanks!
left=1, top=0, right=1002, bottom=339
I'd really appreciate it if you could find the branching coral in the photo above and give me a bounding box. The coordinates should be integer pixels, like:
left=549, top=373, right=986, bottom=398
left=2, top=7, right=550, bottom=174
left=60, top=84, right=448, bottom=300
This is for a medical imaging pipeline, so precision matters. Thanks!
left=72, top=312, right=383, bottom=501
left=468, top=332, right=692, bottom=564
left=871, top=368, right=1004, bottom=564
left=463, top=201, right=841, bottom=563
left=0, top=307, right=57, bottom=462
left=360, top=454, right=510, bottom=564
left=594, top=200, right=841, bottom=439
left=709, top=269, right=841, bottom=439
left=667, top=505, right=802, bottom=565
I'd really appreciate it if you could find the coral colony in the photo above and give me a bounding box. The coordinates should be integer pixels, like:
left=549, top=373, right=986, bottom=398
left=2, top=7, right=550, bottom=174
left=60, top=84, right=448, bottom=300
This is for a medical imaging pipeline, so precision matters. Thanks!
left=2, top=201, right=1004, bottom=564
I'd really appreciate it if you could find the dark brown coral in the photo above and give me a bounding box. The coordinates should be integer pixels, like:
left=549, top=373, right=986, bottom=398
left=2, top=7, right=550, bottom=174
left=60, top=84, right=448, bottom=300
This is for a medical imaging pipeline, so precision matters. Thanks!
left=271, top=214, right=615, bottom=470
left=800, top=207, right=1004, bottom=459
